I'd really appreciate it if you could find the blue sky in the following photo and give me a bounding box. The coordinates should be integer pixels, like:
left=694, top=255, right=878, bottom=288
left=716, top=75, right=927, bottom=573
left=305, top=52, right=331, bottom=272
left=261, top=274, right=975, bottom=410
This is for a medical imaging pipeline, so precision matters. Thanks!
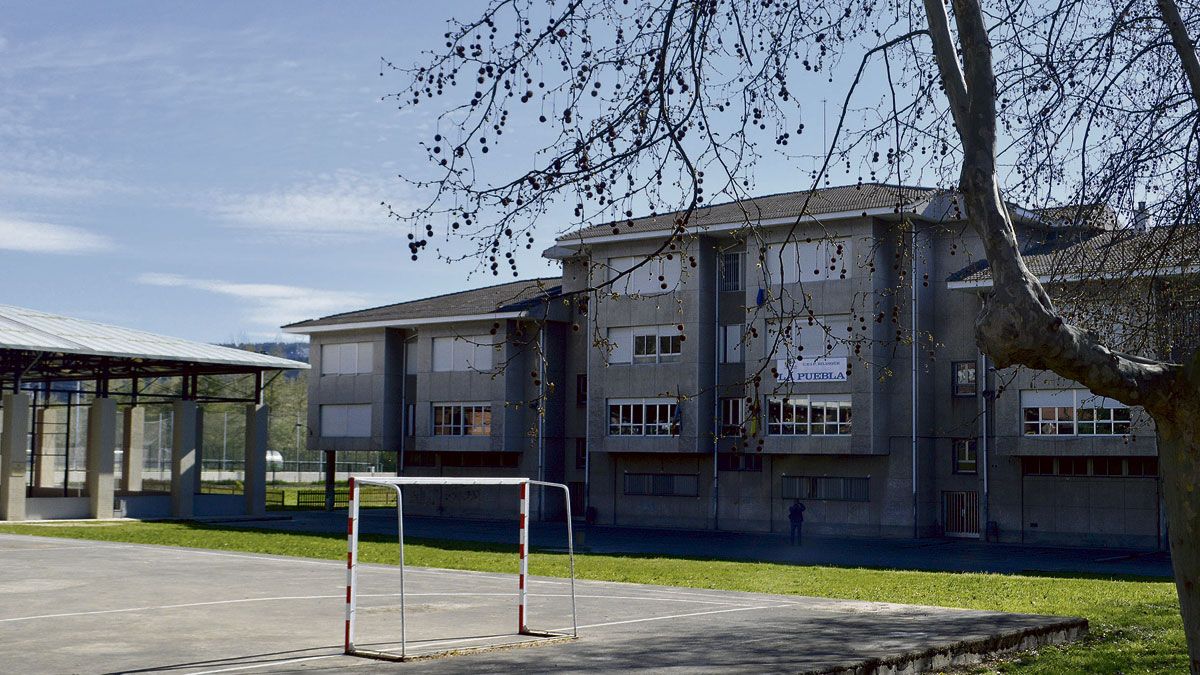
left=0, top=1, right=858, bottom=343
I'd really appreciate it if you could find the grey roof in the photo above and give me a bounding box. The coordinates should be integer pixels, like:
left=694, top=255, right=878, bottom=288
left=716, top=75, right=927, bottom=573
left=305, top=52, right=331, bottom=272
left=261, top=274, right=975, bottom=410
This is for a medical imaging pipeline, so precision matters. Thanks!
left=284, top=277, right=562, bottom=330
left=1031, top=203, right=1119, bottom=230
left=555, top=183, right=940, bottom=241
left=0, top=304, right=308, bottom=370
left=948, top=225, right=1200, bottom=285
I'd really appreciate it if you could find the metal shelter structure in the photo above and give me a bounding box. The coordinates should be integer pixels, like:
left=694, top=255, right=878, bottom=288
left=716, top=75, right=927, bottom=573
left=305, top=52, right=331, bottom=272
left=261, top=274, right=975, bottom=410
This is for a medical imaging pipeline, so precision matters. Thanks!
left=0, top=304, right=308, bottom=521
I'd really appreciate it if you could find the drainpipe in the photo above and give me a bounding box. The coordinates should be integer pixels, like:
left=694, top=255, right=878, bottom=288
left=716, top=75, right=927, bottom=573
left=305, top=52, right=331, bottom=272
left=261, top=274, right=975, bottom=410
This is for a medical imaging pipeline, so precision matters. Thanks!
left=398, top=332, right=414, bottom=475
left=712, top=247, right=721, bottom=530
left=584, top=289, right=592, bottom=518
left=979, top=349, right=990, bottom=537
left=538, top=320, right=547, bottom=522
left=911, top=227, right=919, bottom=540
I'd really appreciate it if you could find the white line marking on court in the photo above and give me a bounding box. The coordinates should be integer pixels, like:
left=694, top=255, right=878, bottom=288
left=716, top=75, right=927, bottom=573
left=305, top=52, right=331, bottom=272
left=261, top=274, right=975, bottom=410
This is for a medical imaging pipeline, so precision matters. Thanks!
left=0, top=595, right=342, bottom=623
left=568, top=603, right=795, bottom=631
left=187, top=654, right=343, bottom=675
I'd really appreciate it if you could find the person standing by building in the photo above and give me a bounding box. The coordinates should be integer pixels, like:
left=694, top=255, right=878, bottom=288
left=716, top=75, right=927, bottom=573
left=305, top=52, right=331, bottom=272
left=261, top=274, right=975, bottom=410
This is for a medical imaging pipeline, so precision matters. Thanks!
left=788, top=499, right=806, bottom=545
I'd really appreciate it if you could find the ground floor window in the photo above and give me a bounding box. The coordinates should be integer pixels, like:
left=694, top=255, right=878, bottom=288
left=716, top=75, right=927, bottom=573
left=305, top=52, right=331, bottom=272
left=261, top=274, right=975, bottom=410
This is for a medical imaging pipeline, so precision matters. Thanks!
left=1020, top=456, right=1159, bottom=477
left=608, top=399, right=679, bottom=436
left=781, top=475, right=869, bottom=501
left=717, top=453, right=762, bottom=472
left=432, top=403, right=492, bottom=436
left=623, top=473, right=699, bottom=496
left=402, top=451, right=436, bottom=468
left=439, top=451, right=519, bottom=468
left=766, top=397, right=851, bottom=436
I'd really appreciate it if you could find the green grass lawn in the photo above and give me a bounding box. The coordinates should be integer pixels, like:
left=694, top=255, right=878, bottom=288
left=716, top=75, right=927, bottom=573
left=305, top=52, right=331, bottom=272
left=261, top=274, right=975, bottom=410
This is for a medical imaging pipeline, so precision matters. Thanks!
left=0, top=521, right=1185, bottom=673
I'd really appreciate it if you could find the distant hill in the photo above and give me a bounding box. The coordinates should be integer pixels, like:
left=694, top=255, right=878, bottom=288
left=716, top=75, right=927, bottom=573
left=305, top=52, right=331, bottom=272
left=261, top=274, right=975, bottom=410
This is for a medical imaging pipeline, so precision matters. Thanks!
left=219, top=341, right=310, bottom=364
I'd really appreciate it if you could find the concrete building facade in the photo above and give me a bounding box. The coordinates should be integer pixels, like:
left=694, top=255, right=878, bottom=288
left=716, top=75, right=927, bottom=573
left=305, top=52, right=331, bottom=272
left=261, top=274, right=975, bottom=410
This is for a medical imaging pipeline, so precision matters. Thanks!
left=285, top=184, right=1172, bottom=550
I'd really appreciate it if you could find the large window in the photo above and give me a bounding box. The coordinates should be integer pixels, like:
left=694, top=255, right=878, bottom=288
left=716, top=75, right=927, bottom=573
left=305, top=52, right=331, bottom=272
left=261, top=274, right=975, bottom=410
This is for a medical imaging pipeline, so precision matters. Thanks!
left=432, top=336, right=493, bottom=372
left=766, top=397, right=851, bottom=436
left=432, top=403, right=492, bottom=436
left=952, top=438, right=978, bottom=474
left=719, top=252, right=742, bottom=292
left=719, top=324, right=743, bottom=363
left=319, top=404, right=372, bottom=438
left=1020, top=456, right=1158, bottom=476
left=1021, top=390, right=1131, bottom=436
left=781, top=475, right=869, bottom=501
left=607, top=325, right=684, bottom=364
left=623, top=473, right=698, bottom=496
left=766, top=315, right=850, bottom=375
left=763, top=238, right=853, bottom=284
left=608, top=398, right=679, bottom=436
left=719, top=397, right=744, bottom=437
left=320, top=342, right=374, bottom=375
left=609, top=254, right=683, bottom=295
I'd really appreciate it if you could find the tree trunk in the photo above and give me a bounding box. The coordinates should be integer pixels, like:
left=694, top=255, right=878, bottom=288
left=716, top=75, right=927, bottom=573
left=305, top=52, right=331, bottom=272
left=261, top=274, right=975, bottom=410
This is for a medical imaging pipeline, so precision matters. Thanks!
left=1156, top=379, right=1200, bottom=674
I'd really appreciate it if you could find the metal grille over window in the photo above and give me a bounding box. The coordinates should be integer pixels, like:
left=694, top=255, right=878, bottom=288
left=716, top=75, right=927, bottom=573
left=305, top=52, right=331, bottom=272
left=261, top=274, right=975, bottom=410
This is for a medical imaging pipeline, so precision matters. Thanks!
left=719, top=252, right=742, bottom=292
left=781, top=475, right=869, bottom=501
left=623, top=473, right=699, bottom=496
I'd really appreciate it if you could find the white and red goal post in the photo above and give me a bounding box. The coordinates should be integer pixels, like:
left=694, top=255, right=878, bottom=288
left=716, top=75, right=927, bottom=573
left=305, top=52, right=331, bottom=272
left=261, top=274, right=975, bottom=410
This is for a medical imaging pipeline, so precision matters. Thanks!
left=343, top=476, right=577, bottom=661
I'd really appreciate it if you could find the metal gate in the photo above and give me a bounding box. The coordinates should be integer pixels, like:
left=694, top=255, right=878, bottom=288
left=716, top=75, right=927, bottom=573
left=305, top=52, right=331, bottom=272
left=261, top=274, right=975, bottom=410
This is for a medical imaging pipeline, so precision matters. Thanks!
left=943, top=491, right=980, bottom=537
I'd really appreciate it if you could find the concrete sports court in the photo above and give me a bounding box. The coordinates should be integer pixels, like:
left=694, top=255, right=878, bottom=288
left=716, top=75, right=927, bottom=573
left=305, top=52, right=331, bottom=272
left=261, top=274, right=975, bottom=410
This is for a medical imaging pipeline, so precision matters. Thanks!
left=0, top=532, right=1085, bottom=673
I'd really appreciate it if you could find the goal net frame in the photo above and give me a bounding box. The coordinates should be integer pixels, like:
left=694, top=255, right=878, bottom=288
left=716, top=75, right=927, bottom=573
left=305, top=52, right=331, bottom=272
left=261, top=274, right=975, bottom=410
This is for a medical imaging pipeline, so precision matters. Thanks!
left=343, top=476, right=577, bottom=661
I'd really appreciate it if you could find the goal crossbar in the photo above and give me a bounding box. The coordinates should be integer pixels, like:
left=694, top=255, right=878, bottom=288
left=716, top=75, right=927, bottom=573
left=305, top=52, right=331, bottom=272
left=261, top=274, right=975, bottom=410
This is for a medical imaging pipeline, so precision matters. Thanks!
left=343, top=476, right=577, bottom=661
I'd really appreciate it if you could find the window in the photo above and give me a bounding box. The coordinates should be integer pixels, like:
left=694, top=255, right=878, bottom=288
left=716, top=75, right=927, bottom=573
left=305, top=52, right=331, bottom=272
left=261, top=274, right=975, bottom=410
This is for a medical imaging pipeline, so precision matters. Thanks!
left=404, top=403, right=415, bottom=437
left=1093, top=457, right=1124, bottom=476
left=623, top=473, right=698, bottom=496
left=576, top=373, right=588, bottom=406
left=717, top=453, right=762, bottom=472
left=719, top=252, right=743, bottom=292
left=763, top=238, right=853, bottom=284
left=719, top=398, right=744, bottom=437
left=431, top=403, right=492, bottom=436
left=319, top=404, right=372, bottom=438
left=952, top=361, right=977, bottom=397
left=320, top=342, right=374, bottom=375
left=719, top=324, right=743, bottom=364
left=607, top=325, right=684, bottom=364
left=1128, top=457, right=1159, bottom=476
left=1022, top=390, right=1131, bottom=436
left=609, top=254, right=683, bottom=295
left=440, top=451, right=519, bottom=468
left=1021, top=457, right=1055, bottom=475
left=607, top=399, right=679, bottom=436
left=952, top=439, right=978, bottom=474
left=403, top=451, right=436, bottom=468
left=575, top=438, right=587, bottom=470
left=781, top=475, right=869, bottom=501
left=766, top=397, right=851, bottom=436
left=766, top=314, right=850, bottom=365
left=432, top=335, right=493, bottom=372
left=1058, top=457, right=1089, bottom=475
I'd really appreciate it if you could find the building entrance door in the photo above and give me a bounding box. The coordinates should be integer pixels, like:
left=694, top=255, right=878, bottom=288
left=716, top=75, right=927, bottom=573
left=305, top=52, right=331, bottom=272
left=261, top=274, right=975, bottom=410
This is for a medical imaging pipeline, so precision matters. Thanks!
left=943, top=490, right=980, bottom=538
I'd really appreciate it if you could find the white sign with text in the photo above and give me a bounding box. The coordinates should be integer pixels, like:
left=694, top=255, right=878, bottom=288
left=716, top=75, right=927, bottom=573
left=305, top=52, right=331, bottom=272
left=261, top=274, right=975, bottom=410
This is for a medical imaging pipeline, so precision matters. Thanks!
left=777, top=357, right=848, bottom=382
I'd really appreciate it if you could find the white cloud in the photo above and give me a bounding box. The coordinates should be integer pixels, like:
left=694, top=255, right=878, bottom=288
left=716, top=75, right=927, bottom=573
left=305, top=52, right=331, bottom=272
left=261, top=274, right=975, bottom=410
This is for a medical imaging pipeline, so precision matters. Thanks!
left=214, top=171, right=402, bottom=236
left=136, top=272, right=372, bottom=329
left=0, top=217, right=112, bottom=254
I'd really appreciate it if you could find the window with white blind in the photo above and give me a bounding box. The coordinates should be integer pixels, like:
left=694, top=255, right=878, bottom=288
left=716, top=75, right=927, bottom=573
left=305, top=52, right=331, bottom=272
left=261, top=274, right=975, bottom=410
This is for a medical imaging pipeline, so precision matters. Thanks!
left=320, top=342, right=374, bottom=375
left=432, top=335, right=493, bottom=372
left=609, top=255, right=683, bottom=295
left=719, top=324, right=743, bottom=363
left=767, top=397, right=851, bottom=436
left=319, top=404, right=372, bottom=438
left=1021, top=390, right=1131, bottom=436
left=607, top=325, right=684, bottom=364
left=608, top=398, right=679, bottom=436
left=765, top=315, right=850, bottom=361
left=431, top=403, right=492, bottom=436
left=763, top=238, right=853, bottom=284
